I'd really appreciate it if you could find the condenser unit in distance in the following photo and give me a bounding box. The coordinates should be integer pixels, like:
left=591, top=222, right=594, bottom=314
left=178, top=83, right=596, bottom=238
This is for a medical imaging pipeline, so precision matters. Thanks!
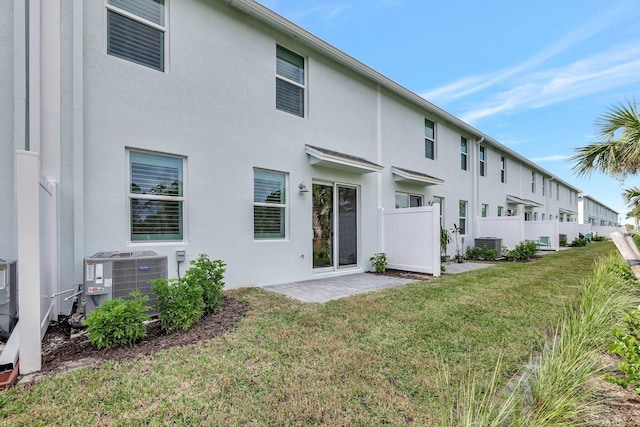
left=474, top=237, right=502, bottom=255
left=83, top=251, right=168, bottom=314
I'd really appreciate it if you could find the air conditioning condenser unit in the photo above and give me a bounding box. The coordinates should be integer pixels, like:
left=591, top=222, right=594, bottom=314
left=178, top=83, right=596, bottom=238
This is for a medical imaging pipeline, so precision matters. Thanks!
left=83, top=251, right=168, bottom=314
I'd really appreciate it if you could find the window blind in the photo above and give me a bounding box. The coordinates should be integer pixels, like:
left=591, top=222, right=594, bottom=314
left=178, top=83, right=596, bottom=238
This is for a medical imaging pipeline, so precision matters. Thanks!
left=107, top=10, right=164, bottom=71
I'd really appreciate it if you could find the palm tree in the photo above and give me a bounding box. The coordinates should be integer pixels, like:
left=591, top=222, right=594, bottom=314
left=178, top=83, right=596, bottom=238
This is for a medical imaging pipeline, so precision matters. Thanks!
left=571, top=100, right=640, bottom=179
left=624, top=187, right=640, bottom=230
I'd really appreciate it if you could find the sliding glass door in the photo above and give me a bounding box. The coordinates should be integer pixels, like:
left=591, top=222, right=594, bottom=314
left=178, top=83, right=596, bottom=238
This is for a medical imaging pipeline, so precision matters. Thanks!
left=312, top=182, right=358, bottom=270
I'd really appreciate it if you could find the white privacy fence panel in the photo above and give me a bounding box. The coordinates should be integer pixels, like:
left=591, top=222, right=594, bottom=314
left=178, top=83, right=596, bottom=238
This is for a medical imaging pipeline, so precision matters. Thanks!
left=524, top=221, right=559, bottom=251
left=558, top=222, right=579, bottom=244
left=17, top=151, right=58, bottom=374
left=382, top=206, right=440, bottom=276
left=476, top=216, right=524, bottom=252
left=593, top=225, right=622, bottom=237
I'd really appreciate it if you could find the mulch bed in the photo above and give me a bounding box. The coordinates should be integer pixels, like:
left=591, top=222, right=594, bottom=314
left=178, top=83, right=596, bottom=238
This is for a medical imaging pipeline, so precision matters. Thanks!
left=35, top=296, right=248, bottom=377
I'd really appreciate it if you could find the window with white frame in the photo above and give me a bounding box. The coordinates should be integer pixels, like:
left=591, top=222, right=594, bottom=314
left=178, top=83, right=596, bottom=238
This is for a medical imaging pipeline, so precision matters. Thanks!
left=276, top=45, right=305, bottom=117
left=481, top=203, right=488, bottom=217
left=534, top=212, right=538, bottom=221
left=395, top=192, right=423, bottom=208
left=458, top=200, right=467, bottom=234
left=500, top=156, right=506, bottom=183
left=497, top=206, right=503, bottom=216
left=479, top=146, right=486, bottom=176
left=425, top=119, right=436, bottom=160
left=129, top=150, right=184, bottom=241
left=542, top=177, right=546, bottom=196
left=531, top=171, right=536, bottom=193
left=460, top=137, right=468, bottom=171
left=106, top=0, right=166, bottom=72
left=556, top=183, right=560, bottom=200
left=254, top=169, right=287, bottom=239
left=542, top=213, right=545, bottom=220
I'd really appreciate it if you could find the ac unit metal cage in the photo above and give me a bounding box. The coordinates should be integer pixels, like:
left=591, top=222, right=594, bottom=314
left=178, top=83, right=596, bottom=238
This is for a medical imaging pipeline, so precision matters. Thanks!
left=0, top=260, right=17, bottom=336
left=83, top=251, right=167, bottom=314
left=474, top=238, right=502, bottom=255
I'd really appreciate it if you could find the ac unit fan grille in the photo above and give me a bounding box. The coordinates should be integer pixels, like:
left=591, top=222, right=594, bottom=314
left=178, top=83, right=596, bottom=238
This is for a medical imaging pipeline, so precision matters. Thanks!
left=112, top=258, right=167, bottom=309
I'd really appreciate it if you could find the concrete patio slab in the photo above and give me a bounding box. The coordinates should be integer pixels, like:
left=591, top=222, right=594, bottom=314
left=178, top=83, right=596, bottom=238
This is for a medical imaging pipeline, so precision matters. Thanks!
left=262, top=262, right=496, bottom=303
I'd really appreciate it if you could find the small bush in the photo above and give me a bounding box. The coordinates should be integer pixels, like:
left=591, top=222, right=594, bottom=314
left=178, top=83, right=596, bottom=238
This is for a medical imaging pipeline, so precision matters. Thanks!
left=606, top=308, right=640, bottom=393
left=151, top=277, right=205, bottom=333
left=185, top=254, right=226, bottom=314
left=571, top=237, right=588, bottom=247
left=465, top=246, right=498, bottom=261
left=85, top=290, right=150, bottom=349
left=559, top=237, right=567, bottom=247
left=370, top=253, right=388, bottom=273
left=506, top=241, right=538, bottom=261
left=592, top=235, right=605, bottom=242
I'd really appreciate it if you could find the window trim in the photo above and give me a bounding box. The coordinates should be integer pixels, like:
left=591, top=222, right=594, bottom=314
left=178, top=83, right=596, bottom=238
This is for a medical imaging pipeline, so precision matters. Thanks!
left=531, top=171, right=536, bottom=193
left=481, top=203, right=488, bottom=218
left=479, top=146, right=486, bottom=177
left=276, top=45, right=306, bottom=117
left=458, top=200, right=468, bottom=235
left=395, top=191, right=424, bottom=209
left=460, top=137, right=468, bottom=171
left=424, top=118, right=436, bottom=160
left=253, top=168, right=289, bottom=240
left=106, top=0, right=168, bottom=72
left=500, top=156, right=506, bottom=183
left=127, top=149, right=185, bottom=243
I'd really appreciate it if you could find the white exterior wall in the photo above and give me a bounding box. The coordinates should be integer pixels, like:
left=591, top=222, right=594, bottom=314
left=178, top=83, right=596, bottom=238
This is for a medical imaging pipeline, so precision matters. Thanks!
left=579, top=195, right=619, bottom=226
left=0, top=1, right=16, bottom=259
left=78, top=1, right=383, bottom=287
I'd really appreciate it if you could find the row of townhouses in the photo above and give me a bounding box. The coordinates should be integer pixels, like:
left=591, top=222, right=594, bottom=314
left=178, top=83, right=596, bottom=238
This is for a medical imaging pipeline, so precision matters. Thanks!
left=0, top=0, right=620, bottom=346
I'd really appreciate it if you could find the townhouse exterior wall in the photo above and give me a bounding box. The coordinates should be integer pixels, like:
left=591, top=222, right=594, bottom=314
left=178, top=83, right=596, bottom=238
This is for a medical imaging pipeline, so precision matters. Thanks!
left=1, top=0, right=618, bottom=303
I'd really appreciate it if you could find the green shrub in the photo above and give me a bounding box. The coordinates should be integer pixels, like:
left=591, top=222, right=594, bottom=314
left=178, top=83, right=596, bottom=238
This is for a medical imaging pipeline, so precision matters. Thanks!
left=506, top=241, right=538, bottom=261
left=571, top=237, right=588, bottom=247
left=592, top=235, right=605, bottom=242
left=185, top=254, right=226, bottom=314
left=151, top=277, right=205, bottom=333
left=465, top=246, right=482, bottom=260
left=369, top=252, right=388, bottom=273
left=606, top=308, right=640, bottom=393
left=84, top=290, right=150, bottom=349
left=483, top=249, right=498, bottom=261
left=559, top=237, right=567, bottom=247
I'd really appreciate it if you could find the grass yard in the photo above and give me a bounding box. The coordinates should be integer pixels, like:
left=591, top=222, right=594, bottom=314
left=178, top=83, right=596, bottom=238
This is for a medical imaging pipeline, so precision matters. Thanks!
left=0, top=243, right=620, bottom=425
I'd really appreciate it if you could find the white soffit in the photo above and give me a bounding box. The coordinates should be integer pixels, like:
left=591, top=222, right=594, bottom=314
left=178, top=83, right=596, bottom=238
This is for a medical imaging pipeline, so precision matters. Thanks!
left=305, top=145, right=383, bottom=174
left=506, top=195, right=543, bottom=208
left=391, top=167, right=444, bottom=186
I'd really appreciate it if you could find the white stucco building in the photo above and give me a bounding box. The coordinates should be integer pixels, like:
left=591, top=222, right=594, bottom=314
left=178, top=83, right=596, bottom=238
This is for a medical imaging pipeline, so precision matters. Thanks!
left=0, top=0, right=618, bottom=306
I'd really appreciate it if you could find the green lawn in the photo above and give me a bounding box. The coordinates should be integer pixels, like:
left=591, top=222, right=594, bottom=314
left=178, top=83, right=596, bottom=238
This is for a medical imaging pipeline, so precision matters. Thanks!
left=0, top=243, right=618, bottom=426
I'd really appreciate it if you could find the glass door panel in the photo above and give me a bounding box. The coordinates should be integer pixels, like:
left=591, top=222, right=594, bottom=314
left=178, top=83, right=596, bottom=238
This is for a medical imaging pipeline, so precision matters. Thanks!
left=338, top=185, right=357, bottom=267
left=312, top=183, right=334, bottom=269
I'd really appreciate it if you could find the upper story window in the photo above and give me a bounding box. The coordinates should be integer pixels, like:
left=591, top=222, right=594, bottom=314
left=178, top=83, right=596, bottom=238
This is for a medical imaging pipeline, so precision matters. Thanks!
left=497, top=206, right=503, bottom=216
left=542, top=177, right=546, bottom=196
left=500, top=156, right=506, bottom=183
left=481, top=203, right=488, bottom=217
left=129, top=150, right=184, bottom=242
left=276, top=45, right=305, bottom=117
left=479, top=146, right=486, bottom=176
left=556, top=183, right=560, bottom=200
left=106, top=0, right=166, bottom=72
left=254, top=169, right=287, bottom=239
left=460, top=137, right=468, bottom=171
left=531, top=172, right=536, bottom=193
left=425, top=119, right=436, bottom=160
left=395, top=192, right=423, bottom=208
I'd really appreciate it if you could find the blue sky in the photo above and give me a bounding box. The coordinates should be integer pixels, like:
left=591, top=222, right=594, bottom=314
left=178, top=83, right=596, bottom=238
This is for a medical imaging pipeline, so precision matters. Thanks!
left=261, top=0, right=640, bottom=223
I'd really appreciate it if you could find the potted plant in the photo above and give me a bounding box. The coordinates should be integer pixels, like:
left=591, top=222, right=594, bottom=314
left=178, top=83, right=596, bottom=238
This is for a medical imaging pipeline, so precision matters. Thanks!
left=440, top=226, right=452, bottom=262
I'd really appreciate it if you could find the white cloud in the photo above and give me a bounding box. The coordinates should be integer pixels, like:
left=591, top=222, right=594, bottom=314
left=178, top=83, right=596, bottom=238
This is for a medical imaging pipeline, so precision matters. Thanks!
left=529, top=155, right=571, bottom=162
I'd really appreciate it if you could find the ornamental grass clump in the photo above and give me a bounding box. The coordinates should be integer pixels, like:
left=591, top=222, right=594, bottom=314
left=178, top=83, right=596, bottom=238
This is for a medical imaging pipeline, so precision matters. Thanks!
left=85, top=290, right=150, bottom=349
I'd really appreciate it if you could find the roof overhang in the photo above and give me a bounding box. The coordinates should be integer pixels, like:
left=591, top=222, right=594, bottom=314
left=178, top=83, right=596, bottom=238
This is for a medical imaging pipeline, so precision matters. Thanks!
left=391, top=166, right=444, bottom=186
left=559, top=208, right=578, bottom=215
left=506, top=195, right=543, bottom=208
left=305, top=145, right=383, bottom=174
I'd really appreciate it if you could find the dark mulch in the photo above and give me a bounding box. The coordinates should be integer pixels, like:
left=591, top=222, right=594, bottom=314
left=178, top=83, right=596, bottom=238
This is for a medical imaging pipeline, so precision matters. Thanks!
left=37, top=296, right=248, bottom=376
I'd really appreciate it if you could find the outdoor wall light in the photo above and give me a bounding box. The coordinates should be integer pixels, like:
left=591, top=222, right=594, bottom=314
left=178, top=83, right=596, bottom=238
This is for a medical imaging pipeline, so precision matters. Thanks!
left=298, top=181, right=309, bottom=193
